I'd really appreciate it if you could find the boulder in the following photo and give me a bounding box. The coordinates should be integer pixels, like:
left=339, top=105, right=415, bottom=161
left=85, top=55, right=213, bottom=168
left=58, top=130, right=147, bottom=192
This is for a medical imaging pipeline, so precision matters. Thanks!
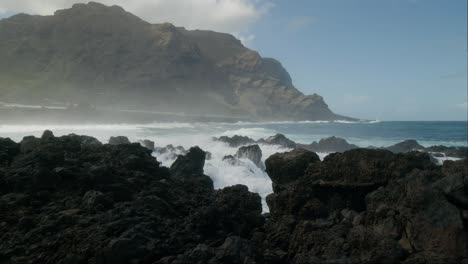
left=265, top=148, right=320, bottom=191
left=386, top=139, right=425, bottom=153
left=108, top=136, right=131, bottom=145
left=261, top=134, right=296, bottom=148
left=139, top=139, right=155, bottom=151
left=41, top=130, right=55, bottom=140
left=298, top=136, right=358, bottom=153
left=19, top=136, right=41, bottom=153
left=170, top=146, right=205, bottom=177
left=235, top=144, right=263, bottom=168
left=263, top=148, right=468, bottom=264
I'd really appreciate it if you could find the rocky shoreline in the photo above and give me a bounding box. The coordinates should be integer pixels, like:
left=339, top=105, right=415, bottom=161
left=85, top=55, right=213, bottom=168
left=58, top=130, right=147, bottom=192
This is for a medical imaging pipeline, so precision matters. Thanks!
left=215, top=134, right=468, bottom=161
left=1, top=131, right=467, bottom=263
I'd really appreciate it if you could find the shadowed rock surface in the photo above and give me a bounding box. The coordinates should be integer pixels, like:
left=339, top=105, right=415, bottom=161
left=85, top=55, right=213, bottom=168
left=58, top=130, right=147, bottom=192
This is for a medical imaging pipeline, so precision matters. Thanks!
left=0, top=2, right=351, bottom=121
left=235, top=144, right=263, bottom=168
left=0, top=132, right=467, bottom=263
left=261, top=148, right=468, bottom=263
left=108, top=136, right=131, bottom=145
left=139, top=139, right=155, bottom=151
left=260, top=134, right=297, bottom=149
left=0, top=133, right=263, bottom=263
left=385, top=139, right=426, bottom=153
left=298, top=136, right=359, bottom=153
left=214, top=135, right=256, bottom=148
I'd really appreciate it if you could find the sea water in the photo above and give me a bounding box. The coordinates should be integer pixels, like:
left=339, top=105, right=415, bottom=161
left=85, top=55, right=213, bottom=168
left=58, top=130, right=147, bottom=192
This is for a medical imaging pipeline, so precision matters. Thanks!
left=1, top=121, right=466, bottom=211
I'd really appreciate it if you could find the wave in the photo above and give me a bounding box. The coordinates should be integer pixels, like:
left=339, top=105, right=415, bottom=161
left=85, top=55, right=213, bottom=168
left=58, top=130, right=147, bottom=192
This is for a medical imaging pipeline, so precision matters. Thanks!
left=219, top=127, right=277, bottom=140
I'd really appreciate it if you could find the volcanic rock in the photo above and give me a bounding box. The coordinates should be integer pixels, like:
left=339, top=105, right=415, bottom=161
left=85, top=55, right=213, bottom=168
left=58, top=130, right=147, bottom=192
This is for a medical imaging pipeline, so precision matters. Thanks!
left=235, top=144, right=263, bottom=168
left=298, top=136, right=358, bottom=153
left=108, top=136, right=131, bottom=145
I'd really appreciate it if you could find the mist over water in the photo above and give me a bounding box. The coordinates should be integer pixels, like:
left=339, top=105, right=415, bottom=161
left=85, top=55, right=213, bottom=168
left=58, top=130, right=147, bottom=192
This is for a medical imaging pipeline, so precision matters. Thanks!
left=1, top=121, right=466, bottom=211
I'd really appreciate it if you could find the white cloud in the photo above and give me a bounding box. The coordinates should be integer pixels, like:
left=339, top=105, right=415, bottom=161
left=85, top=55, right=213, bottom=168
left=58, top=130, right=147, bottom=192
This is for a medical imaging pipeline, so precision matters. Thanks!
left=287, top=15, right=314, bottom=31
left=457, top=101, right=468, bottom=110
left=0, top=0, right=273, bottom=44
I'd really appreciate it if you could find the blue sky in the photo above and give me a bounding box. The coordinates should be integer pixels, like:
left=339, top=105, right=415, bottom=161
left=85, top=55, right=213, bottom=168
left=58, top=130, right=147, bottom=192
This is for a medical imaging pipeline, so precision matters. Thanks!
left=250, top=0, right=467, bottom=121
left=0, top=0, right=466, bottom=121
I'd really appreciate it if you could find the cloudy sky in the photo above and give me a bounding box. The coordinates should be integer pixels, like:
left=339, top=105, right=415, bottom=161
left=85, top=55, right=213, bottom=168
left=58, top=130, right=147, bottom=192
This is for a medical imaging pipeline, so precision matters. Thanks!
left=0, top=0, right=466, bottom=121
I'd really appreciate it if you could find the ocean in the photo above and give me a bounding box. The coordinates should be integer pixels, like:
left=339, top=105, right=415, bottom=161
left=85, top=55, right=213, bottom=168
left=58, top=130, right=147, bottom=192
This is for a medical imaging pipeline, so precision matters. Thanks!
left=1, top=120, right=466, bottom=210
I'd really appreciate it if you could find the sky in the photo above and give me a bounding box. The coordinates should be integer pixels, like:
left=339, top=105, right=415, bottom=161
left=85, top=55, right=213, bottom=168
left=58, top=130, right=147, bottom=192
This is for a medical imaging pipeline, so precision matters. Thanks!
left=0, top=0, right=466, bottom=121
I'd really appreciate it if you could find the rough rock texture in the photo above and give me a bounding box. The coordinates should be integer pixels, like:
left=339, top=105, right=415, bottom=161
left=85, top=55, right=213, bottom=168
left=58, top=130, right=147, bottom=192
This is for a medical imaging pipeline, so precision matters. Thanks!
left=386, top=140, right=426, bottom=153
left=214, top=136, right=256, bottom=148
left=386, top=140, right=468, bottom=159
left=139, top=139, right=155, bottom=151
left=0, top=2, right=350, bottom=121
left=0, top=133, right=263, bottom=264
left=262, top=148, right=468, bottom=263
left=426, top=145, right=468, bottom=159
left=1, top=133, right=467, bottom=263
left=298, top=136, right=359, bottom=153
left=260, top=134, right=297, bottom=149
left=108, top=136, right=131, bottom=145
left=235, top=144, right=263, bottom=168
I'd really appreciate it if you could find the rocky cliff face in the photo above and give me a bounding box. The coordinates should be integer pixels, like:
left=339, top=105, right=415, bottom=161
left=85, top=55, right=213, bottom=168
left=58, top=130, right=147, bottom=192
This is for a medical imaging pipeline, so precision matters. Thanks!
left=0, top=2, right=350, bottom=121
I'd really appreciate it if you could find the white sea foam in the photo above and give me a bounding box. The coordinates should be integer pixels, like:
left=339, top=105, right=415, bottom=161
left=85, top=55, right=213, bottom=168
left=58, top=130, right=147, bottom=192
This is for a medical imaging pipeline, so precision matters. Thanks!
left=219, top=127, right=277, bottom=140
left=1, top=121, right=465, bottom=212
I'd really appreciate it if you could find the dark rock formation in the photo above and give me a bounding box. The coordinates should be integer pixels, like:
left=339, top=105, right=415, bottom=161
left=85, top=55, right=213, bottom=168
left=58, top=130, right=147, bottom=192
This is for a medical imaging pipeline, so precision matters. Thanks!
left=1, top=132, right=466, bottom=263
left=0, top=133, right=263, bottom=263
left=426, top=145, right=468, bottom=159
left=298, top=136, right=359, bottom=153
left=235, top=144, right=263, bottom=168
left=108, top=136, right=131, bottom=145
left=222, top=155, right=245, bottom=166
left=385, top=139, right=425, bottom=153
left=261, top=148, right=468, bottom=263
left=260, top=134, right=297, bottom=148
left=214, top=135, right=256, bottom=147
left=385, top=140, right=467, bottom=160
left=0, top=2, right=351, bottom=121
left=139, top=139, right=155, bottom=151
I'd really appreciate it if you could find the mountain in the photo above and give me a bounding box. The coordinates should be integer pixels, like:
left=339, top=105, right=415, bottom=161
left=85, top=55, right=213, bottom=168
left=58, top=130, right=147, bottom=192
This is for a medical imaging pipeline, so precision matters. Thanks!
left=0, top=2, right=352, bottom=121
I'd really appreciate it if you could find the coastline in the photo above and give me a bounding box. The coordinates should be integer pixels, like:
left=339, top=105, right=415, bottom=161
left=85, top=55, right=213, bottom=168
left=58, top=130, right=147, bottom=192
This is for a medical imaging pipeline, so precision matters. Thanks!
left=1, top=131, right=467, bottom=263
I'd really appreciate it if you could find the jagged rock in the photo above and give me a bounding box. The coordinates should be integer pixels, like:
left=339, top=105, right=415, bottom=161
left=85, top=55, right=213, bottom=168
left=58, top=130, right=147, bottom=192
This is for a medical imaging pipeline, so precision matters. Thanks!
left=170, top=147, right=213, bottom=191
left=262, top=148, right=467, bottom=263
left=41, top=130, right=55, bottom=140
left=298, top=136, right=358, bottom=153
left=235, top=144, right=263, bottom=168
left=139, top=139, right=155, bottom=151
left=155, top=144, right=188, bottom=160
left=108, top=136, right=131, bottom=145
left=1, top=132, right=466, bottom=263
left=265, top=149, right=320, bottom=191
left=0, top=132, right=264, bottom=263
left=0, top=138, right=19, bottom=165
left=261, top=134, right=296, bottom=148
left=386, top=139, right=425, bottom=153
left=214, top=135, right=256, bottom=147
left=19, top=136, right=41, bottom=153
left=82, top=190, right=113, bottom=211
left=426, top=145, right=468, bottom=159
